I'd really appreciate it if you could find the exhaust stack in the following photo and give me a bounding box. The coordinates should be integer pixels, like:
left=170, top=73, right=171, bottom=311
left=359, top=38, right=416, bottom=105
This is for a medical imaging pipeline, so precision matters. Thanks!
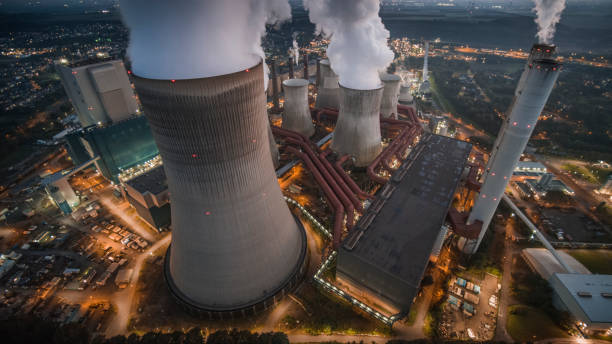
left=460, top=44, right=561, bottom=254
left=315, top=59, right=340, bottom=110
left=133, top=61, right=306, bottom=317
left=380, top=73, right=401, bottom=119
left=331, top=85, right=383, bottom=167
left=282, top=78, right=315, bottom=137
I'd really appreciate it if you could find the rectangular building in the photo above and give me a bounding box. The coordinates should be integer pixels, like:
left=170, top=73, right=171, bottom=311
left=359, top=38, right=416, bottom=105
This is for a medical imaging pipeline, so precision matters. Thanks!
left=122, top=166, right=170, bottom=231
left=337, top=134, right=471, bottom=314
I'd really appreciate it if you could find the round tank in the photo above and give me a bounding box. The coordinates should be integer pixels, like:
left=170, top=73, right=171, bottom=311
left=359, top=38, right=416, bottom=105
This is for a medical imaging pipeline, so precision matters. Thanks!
left=132, top=61, right=306, bottom=317
left=315, top=59, right=340, bottom=110
left=282, top=78, right=315, bottom=137
left=380, top=73, right=401, bottom=119
left=398, top=85, right=413, bottom=104
left=331, top=85, right=383, bottom=167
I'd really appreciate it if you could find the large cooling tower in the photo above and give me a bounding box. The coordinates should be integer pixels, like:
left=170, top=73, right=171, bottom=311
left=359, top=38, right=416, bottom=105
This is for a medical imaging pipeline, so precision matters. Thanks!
left=133, top=61, right=306, bottom=317
left=331, top=85, right=383, bottom=167
left=315, top=59, right=340, bottom=110
left=282, top=78, right=315, bottom=137
left=461, top=45, right=560, bottom=254
left=380, top=73, right=401, bottom=118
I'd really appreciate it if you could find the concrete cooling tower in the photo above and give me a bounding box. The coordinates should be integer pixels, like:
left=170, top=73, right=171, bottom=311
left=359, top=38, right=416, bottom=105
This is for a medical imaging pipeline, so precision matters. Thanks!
left=380, top=73, right=401, bottom=118
left=282, top=78, right=315, bottom=137
left=331, top=85, right=383, bottom=167
left=315, top=59, right=340, bottom=110
left=398, top=85, right=413, bottom=104
left=460, top=44, right=560, bottom=254
left=133, top=61, right=307, bottom=317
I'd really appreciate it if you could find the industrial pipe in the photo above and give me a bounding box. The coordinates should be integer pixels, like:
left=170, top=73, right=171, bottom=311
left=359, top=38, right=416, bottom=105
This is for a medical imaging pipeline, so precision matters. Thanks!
left=320, top=150, right=363, bottom=211
left=334, top=155, right=374, bottom=200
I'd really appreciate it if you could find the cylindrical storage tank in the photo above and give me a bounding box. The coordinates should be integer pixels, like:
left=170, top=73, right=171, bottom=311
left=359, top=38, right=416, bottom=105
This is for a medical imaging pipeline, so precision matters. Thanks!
left=132, top=61, right=306, bottom=316
left=462, top=58, right=560, bottom=254
left=398, top=85, right=413, bottom=104
left=282, top=78, right=315, bottom=137
left=380, top=73, right=401, bottom=119
left=315, top=59, right=340, bottom=110
left=331, top=85, right=383, bottom=167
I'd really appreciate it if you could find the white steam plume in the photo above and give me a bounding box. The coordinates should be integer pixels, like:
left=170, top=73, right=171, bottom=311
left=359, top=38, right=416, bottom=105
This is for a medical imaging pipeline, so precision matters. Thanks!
left=293, top=38, right=300, bottom=66
left=532, top=0, right=566, bottom=44
left=120, top=0, right=291, bottom=82
left=303, top=0, right=394, bottom=90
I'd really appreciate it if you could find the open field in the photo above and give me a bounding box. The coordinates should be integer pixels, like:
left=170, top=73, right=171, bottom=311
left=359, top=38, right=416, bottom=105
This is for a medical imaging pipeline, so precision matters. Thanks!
left=506, top=305, right=568, bottom=343
left=565, top=249, right=612, bottom=275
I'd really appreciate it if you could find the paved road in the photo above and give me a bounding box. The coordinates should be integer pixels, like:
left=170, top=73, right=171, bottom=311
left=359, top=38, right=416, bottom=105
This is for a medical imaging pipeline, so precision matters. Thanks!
left=494, top=223, right=517, bottom=343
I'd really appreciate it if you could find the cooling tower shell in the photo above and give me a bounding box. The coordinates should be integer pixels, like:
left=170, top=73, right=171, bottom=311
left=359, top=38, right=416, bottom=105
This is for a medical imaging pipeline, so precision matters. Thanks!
left=282, top=78, right=315, bottom=137
left=398, top=85, right=413, bottom=104
left=132, top=61, right=307, bottom=317
left=331, top=85, right=383, bottom=167
left=315, top=59, right=340, bottom=110
left=380, top=73, right=401, bottom=119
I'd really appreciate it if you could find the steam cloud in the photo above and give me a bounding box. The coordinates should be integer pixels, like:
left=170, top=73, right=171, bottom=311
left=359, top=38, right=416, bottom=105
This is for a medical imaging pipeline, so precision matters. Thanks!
left=120, top=0, right=291, bottom=81
left=532, top=0, right=566, bottom=44
left=303, top=0, right=394, bottom=90
left=293, top=38, right=300, bottom=66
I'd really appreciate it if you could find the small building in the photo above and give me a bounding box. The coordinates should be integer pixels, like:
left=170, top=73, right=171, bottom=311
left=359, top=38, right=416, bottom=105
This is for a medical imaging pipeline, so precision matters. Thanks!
left=549, top=273, right=612, bottom=333
left=115, top=268, right=134, bottom=288
left=514, top=161, right=547, bottom=175
left=122, top=166, right=170, bottom=231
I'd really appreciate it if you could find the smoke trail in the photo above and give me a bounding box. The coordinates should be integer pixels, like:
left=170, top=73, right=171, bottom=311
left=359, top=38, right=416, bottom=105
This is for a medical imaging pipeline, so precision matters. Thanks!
left=303, top=0, right=394, bottom=90
left=532, top=0, right=566, bottom=44
left=293, top=38, right=300, bottom=66
left=120, top=0, right=291, bottom=81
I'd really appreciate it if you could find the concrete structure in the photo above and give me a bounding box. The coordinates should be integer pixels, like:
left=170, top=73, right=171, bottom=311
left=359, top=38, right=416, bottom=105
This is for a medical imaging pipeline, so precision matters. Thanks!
left=132, top=61, right=307, bottom=317
left=461, top=44, right=561, bottom=254
left=337, top=135, right=471, bottom=314
left=45, top=178, right=79, bottom=214
left=398, top=85, right=413, bottom=104
left=419, top=41, right=431, bottom=94
left=332, top=85, right=383, bottom=167
left=315, top=59, right=340, bottom=110
left=429, top=115, right=448, bottom=136
left=122, top=166, right=170, bottom=231
left=380, top=73, right=401, bottom=119
left=522, top=248, right=590, bottom=280
left=549, top=273, right=612, bottom=332
left=282, top=78, right=315, bottom=137
left=56, top=58, right=139, bottom=127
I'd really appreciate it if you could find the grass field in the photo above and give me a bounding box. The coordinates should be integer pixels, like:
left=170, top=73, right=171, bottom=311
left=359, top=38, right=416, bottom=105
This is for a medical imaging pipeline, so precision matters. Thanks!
left=506, top=305, right=568, bottom=342
left=566, top=249, right=612, bottom=275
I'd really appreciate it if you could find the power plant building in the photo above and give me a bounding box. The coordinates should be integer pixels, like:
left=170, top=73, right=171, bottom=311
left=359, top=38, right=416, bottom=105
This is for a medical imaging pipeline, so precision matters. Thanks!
left=56, top=58, right=139, bottom=127
left=132, top=61, right=307, bottom=317
left=122, top=166, right=171, bottom=231
left=337, top=134, right=471, bottom=314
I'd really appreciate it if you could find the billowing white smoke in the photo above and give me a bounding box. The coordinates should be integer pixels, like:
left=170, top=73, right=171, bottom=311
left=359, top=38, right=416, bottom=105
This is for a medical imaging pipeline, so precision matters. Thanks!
left=293, top=38, right=300, bottom=66
left=532, top=0, right=566, bottom=44
left=120, top=0, right=291, bottom=82
left=304, top=0, right=394, bottom=90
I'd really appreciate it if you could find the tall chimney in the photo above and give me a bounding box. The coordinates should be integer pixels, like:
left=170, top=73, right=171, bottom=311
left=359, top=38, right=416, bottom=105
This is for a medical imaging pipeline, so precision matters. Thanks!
left=133, top=61, right=306, bottom=316
left=314, top=59, right=340, bottom=110
left=380, top=73, right=401, bottom=119
left=398, top=85, right=413, bottom=104
left=270, top=59, right=280, bottom=113
left=288, top=57, right=295, bottom=79
left=460, top=44, right=560, bottom=254
left=282, top=78, right=314, bottom=137
left=331, top=85, right=383, bottom=167
left=303, top=53, right=309, bottom=81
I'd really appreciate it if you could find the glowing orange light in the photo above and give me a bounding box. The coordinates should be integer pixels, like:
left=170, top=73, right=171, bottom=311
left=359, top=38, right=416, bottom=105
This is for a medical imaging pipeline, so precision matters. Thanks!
left=171, top=79, right=176, bottom=83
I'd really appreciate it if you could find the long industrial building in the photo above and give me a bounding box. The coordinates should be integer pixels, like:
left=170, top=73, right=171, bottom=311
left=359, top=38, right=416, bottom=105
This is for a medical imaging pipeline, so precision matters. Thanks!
left=122, top=166, right=171, bottom=231
left=337, top=134, right=472, bottom=314
left=133, top=61, right=307, bottom=317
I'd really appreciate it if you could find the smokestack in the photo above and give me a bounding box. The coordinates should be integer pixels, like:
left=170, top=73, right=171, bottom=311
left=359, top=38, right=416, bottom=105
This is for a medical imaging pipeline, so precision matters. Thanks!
left=133, top=61, right=306, bottom=316
left=422, top=40, right=429, bottom=82
left=460, top=44, right=561, bottom=254
left=315, top=59, right=340, bottom=110
left=288, top=57, right=295, bottom=79
left=270, top=59, right=280, bottom=113
left=331, top=85, right=383, bottom=167
left=303, top=54, right=309, bottom=81
left=282, top=78, right=315, bottom=137
left=380, top=73, right=401, bottom=119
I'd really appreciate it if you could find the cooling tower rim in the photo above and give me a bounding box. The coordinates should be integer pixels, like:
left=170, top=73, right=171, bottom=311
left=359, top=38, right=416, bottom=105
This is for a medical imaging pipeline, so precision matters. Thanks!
left=283, top=78, right=309, bottom=87
left=163, top=214, right=308, bottom=315
left=380, top=73, right=401, bottom=82
left=339, top=83, right=384, bottom=92
left=132, top=57, right=263, bottom=81
left=320, top=58, right=330, bottom=66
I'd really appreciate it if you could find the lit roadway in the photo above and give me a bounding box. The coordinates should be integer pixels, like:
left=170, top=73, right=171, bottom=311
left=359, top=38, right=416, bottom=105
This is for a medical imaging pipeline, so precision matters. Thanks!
left=106, top=234, right=171, bottom=336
